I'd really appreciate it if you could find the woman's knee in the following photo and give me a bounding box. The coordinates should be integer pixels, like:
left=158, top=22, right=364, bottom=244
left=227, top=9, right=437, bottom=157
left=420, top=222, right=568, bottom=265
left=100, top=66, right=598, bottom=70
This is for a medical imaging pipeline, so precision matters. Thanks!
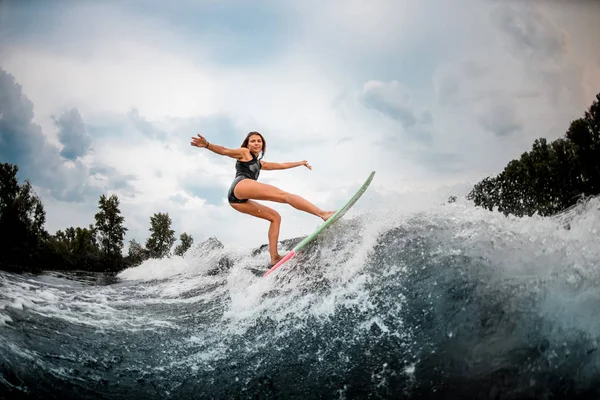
left=270, top=210, right=281, bottom=223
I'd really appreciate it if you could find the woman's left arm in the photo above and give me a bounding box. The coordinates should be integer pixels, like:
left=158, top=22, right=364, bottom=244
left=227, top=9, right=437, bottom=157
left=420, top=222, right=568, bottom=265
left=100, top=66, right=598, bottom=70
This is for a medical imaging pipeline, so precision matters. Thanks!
left=261, top=160, right=312, bottom=170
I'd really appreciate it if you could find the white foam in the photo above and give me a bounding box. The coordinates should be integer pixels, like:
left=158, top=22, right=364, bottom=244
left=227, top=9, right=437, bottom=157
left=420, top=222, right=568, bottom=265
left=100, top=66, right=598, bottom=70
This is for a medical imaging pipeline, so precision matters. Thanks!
left=1, top=193, right=599, bottom=369
left=0, top=313, right=12, bottom=326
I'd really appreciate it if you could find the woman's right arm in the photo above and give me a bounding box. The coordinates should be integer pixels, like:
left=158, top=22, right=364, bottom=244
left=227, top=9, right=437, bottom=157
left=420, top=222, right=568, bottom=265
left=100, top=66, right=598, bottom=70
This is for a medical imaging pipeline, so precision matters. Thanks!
left=190, top=133, right=249, bottom=160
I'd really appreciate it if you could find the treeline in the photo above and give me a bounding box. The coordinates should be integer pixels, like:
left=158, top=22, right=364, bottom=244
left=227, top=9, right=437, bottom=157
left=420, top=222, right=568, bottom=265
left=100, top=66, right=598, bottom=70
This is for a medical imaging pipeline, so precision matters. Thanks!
left=467, top=92, right=600, bottom=217
left=0, top=163, right=193, bottom=273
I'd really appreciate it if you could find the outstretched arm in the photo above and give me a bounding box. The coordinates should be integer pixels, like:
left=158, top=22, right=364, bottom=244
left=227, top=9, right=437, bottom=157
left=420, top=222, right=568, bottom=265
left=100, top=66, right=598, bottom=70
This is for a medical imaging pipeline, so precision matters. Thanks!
left=190, top=133, right=249, bottom=161
left=260, top=160, right=312, bottom=171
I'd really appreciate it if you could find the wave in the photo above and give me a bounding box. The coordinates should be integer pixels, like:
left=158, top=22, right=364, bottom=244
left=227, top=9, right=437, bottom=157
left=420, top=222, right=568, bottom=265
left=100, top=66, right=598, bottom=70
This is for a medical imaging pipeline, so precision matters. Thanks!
left=1, top=197, right=599, bottom=399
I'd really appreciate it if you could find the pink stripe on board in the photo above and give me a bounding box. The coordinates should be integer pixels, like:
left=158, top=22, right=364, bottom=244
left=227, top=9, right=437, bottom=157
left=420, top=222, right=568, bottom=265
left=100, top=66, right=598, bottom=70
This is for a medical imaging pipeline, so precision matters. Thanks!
left=262, top=251, right=296, bottom=277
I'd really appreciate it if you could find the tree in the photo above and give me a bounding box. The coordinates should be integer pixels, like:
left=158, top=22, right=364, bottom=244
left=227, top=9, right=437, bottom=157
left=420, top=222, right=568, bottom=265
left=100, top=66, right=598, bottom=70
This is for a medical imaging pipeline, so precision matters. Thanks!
left=467, top=176, right=500, bottom=212
left=46, top=224, right=100, bottom=270
left=548, top=138, right=580, bottom=208
left=174, top=232, right=194, bottom=256
left=566, top=115, right=600, bottom=195
left=125, top=238, right=149, bottom=266
left=72, top=225, right=101, bottom=270
left=0, top=163, right=47, bottom=270
left=468, top=92, right=600, bottom=217
left=145, top=212, right=175, bottom=259
left=94, top=194, right=127, bottom=263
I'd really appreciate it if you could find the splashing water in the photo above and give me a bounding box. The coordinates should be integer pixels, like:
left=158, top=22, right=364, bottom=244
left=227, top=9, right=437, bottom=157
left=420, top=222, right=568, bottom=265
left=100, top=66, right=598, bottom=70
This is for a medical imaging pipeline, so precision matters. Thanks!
left=1, top=197, right=599, bottom=399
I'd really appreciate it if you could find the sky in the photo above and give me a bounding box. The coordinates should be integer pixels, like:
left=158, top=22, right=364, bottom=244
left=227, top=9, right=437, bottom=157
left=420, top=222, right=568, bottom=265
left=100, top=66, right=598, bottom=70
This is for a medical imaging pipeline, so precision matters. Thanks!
left=1, top=0, right=600, bottom=252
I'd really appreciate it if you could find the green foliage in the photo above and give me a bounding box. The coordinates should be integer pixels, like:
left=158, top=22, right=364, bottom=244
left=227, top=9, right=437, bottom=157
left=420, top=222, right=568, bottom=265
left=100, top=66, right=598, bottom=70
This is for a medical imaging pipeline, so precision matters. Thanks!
left=0, top=162, right=196, bottom=273
left=0, top=163, right=47, bottom=270
left=125, top=238, right=149, bottom=267
left=145, top=212, right=176, bottom=259
left=468, top=92, right=600, bottom=217
left=174, top=232, right=194, bottom=256
left=45, top=225, right=101, bottom=270
left=95, top=194, right=127, bottom=265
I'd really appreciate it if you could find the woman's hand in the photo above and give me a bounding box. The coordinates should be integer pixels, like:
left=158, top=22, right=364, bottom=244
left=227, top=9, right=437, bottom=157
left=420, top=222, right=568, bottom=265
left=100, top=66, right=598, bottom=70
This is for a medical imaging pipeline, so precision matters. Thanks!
left=301, top=160, right=312, bottom=170
left=190, top=133, right=209, bottom=148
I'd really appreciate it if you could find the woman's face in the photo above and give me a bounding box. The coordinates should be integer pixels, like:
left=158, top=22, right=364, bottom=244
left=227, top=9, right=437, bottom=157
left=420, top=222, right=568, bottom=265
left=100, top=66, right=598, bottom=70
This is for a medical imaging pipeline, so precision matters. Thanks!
left=248, top=134, right=263, bottom=153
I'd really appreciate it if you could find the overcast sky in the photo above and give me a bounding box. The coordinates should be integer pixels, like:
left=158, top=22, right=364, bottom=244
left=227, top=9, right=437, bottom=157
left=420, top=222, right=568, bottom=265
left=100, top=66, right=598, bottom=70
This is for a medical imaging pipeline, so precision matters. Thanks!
left=1, top=0, right=599, bottom=251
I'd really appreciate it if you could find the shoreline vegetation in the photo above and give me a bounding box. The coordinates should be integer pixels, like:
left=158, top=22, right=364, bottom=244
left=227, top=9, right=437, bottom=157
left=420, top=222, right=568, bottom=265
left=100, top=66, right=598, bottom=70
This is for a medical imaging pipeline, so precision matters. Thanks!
left=1, top=92, right=599, bottom=275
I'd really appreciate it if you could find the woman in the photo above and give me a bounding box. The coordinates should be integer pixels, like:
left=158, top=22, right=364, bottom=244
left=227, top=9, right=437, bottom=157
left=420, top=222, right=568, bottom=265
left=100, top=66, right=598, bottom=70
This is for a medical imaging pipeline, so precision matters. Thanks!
left=190, top=131, right=336, bottom=266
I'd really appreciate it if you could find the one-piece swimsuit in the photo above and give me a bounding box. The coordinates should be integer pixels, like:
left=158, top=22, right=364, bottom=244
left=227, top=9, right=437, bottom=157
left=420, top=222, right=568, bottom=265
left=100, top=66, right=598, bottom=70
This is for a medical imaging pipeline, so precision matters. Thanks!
left=227, top=152, right=262, bottom=203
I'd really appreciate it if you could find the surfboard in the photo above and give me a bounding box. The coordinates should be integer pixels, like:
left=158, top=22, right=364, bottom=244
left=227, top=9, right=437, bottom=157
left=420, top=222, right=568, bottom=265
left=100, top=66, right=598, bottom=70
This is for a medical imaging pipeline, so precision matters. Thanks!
left=262, top=170, right=376, bottom=277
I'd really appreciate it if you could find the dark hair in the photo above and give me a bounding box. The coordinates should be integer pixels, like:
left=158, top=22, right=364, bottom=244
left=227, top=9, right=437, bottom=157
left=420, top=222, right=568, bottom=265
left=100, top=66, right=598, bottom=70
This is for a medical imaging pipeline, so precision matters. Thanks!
left=241, top=131, right=266, bottom=156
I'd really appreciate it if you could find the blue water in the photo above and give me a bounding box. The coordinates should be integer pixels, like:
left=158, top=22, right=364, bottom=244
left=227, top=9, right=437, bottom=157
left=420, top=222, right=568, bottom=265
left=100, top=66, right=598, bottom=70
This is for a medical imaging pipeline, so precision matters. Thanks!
left=1, top=197, right=599, bottom=399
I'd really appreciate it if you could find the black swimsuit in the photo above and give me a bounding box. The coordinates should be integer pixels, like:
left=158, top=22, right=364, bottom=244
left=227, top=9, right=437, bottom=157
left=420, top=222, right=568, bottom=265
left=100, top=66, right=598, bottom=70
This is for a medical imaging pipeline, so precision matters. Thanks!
left=228, top=152, right=262, bottom=203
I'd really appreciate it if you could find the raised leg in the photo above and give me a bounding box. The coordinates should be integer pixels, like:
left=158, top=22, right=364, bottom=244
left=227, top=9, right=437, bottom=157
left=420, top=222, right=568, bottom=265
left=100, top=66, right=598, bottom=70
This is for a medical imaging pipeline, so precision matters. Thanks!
left=234, top=180, right=335, bottom=221
left=230, top=200, right=283, bottom=265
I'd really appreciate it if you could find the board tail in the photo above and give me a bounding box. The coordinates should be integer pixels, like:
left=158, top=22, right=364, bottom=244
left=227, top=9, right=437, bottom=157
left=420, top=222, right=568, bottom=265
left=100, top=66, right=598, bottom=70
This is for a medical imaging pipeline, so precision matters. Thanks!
left=263, top=251, right=296, bottom=277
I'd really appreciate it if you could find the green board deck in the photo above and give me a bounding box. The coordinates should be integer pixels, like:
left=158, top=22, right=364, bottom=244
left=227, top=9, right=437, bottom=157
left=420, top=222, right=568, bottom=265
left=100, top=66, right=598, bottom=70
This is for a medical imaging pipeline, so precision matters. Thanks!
left=263, top=170, right=376, bottom=277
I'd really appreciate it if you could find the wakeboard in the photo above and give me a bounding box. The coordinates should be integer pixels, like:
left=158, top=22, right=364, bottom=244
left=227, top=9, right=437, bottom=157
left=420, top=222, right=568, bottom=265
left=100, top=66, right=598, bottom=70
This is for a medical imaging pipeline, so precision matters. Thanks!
left=263, top=170, right=376, bottom=277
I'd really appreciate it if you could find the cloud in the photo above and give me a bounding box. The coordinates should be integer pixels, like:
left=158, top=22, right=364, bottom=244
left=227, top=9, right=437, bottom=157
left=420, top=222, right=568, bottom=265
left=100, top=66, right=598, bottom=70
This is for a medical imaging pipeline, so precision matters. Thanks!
left=2, top=37, right=218, bottom=123
left=0, top=67, right=40, bottom=175
left=492, top=2, right=594, bottom=111
left=169, top=193, right=188, bottom=205
left=0, top=67, right=83, bottom=198
left=491, top=3, right=567, bottom=62
left=2, top=0, right=600, bottom=250
left=433, top=59, right=527, bottom=139
left=128, top=108, right=166, bottom=140
left=424, top=0, right=600, bottom=177
left=115, top=0, right=296, bottom=66
left=410, top=150, right=467, bottom=175
left=420, top=111, right=433, bottom=125
left=478, top=100, right=522, bottom=137
left=179, top=180, right=228, bottom=206
left=0, top=68, right=138, bottom=203
left=89, top=165, right=139, bottom=197
left=289, top=0, right=424, bottom=58
left=359, top=80, right=436, bottom=148
left=337, top=136, right=353, bottom=144
left=434, top=62, right=493, bottom=107
left=361, top=80, right=418, bottom=129
left=170, top=113, right=246, bottom=150
left=53, top=108, right=91, bottom=160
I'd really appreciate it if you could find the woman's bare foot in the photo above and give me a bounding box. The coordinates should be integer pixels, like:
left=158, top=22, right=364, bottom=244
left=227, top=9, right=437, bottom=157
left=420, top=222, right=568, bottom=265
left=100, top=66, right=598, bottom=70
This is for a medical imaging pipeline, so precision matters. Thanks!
left=320, top=210, right=336, bottom=221
left=271, top=254, right=282, bottom=266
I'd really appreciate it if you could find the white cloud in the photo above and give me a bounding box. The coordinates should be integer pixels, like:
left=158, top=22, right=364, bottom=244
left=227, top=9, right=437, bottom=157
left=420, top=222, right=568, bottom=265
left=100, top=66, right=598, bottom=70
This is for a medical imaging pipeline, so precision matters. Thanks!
left=427, top=1, right=600, bottom=175
left=2, top=0, right=600, bottom=252
left=3, top=41, right=218, bottom=122
left=360, top=80, right=419, bottom=128
left=296, top=0, right=420, bottom=48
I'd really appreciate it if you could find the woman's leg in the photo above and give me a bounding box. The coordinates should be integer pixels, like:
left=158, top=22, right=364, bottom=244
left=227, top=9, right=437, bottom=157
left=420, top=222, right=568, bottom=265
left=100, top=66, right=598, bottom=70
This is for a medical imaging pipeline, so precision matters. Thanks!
left=234, top=180, right=335, bottom=221
left=230, top=200, right=283, bottom=265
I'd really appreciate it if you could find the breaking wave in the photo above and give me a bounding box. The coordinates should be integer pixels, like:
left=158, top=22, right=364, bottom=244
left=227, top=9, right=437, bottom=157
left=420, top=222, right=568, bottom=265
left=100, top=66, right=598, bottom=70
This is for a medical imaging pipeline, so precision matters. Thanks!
left=1, top=196, right=600, bottom=399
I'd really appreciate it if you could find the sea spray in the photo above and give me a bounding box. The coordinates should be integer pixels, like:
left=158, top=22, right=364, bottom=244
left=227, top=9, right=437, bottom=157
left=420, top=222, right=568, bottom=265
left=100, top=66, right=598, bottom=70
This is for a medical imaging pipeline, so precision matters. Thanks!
left=1, top=197, right=599, bottom=399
